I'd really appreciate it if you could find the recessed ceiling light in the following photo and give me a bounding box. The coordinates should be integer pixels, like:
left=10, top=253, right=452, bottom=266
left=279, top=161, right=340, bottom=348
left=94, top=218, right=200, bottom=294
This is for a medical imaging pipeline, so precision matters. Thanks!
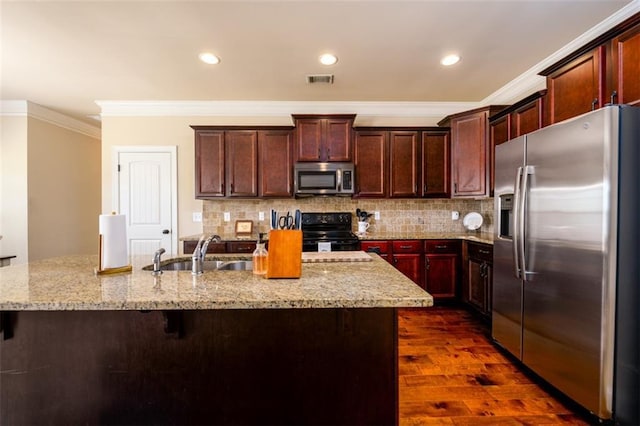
left=319, top=53, right=338, bottom=66
left=440, top=54, right=460, bottom=66
left=199, top=52, right=220, bottom=65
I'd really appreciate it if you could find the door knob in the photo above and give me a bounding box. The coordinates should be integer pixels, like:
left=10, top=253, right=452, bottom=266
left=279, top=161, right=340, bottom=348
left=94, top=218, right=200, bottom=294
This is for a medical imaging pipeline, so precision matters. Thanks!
left=162, top=229, right=170, bottom=234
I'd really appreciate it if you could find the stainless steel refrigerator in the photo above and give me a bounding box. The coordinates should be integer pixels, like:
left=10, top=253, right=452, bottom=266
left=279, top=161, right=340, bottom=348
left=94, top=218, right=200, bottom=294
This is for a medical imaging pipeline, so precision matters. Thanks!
left=493, top=105, right=639, bottom=423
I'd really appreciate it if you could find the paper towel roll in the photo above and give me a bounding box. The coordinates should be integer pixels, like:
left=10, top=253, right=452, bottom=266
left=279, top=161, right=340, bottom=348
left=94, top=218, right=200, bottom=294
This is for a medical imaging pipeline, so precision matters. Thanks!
left=99, top=214, right=128, bottom=269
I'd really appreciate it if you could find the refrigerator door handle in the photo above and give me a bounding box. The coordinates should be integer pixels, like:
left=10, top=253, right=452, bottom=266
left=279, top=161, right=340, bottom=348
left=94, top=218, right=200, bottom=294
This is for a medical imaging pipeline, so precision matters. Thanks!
left=520, top=165, right=534, bottom=281
left=512, top=167, right=523, bottom=279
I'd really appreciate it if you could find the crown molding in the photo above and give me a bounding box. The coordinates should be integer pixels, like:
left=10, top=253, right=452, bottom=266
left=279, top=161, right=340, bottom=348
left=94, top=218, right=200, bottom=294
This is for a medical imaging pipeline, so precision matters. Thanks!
left=0, top=101, right=101, bottom=140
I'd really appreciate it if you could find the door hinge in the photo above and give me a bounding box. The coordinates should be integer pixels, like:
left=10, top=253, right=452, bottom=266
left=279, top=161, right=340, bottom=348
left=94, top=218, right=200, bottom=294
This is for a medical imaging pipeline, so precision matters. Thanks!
left=117, top=164, right=121, bottom=172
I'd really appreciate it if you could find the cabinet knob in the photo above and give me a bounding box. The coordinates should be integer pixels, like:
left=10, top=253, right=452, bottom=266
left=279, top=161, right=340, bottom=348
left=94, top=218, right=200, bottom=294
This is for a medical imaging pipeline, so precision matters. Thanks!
left=610, top=91, right=618, bottom=105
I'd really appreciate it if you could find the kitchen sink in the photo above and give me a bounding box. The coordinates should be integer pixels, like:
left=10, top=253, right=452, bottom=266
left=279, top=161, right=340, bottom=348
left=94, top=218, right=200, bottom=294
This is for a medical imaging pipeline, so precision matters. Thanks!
left=143, top=259, right=252, bottom=272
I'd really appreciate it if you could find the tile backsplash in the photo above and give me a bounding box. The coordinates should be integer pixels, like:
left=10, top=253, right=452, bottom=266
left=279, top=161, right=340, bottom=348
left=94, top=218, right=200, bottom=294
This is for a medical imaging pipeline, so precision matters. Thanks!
left=203, top=198, right=494, bottom=236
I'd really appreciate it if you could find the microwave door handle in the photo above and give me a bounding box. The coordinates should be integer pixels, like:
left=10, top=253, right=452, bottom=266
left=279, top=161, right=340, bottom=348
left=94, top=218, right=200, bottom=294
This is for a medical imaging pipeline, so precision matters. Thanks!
left=512, top=167, right=523, bottom=279
left=336, top=169, right=342, bottom=192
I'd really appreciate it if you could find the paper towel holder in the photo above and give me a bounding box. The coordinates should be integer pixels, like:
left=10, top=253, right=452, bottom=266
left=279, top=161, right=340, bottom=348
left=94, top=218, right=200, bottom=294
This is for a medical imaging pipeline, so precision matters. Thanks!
left=95, top=233, right=132, bottom=275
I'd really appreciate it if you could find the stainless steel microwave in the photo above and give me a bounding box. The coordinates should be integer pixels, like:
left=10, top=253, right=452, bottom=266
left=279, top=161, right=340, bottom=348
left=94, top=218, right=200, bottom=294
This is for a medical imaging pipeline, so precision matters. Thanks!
left=294, top=162, right=355, bottom=196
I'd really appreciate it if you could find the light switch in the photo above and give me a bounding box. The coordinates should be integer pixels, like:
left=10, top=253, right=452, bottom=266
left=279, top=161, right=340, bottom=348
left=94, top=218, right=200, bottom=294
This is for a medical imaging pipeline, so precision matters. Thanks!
left=192, top=212, right=202, bottom=222
left=258, top=211, right=265, bottom=221
left=374, top=211, right=380, bottom=220
left=451, top=211, right=459, bottom=220
left=224, top=212, right=231, bottom=222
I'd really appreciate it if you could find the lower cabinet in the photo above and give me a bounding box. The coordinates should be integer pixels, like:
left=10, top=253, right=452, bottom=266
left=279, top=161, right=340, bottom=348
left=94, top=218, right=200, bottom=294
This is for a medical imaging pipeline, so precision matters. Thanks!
left=183, top=240, right=255, bottom=254
left=360, top=240, right=392, bottom=263
left=463, top=241, right=493, bottom=318
left=424, top=240, right=460, bottom=299
left=390, top=240, right=423, bottom=287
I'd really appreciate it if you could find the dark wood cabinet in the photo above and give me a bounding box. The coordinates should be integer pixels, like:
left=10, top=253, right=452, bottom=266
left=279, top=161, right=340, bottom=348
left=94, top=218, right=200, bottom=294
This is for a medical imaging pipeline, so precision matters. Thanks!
left=193, top=126, right=293, bottom=199
left=195, top=131, right=225, bottom=198
left=463, top=241, right=493, bottom=319
left=293, top=115, right=355, bottom=162
left=424, top=240, right=459, bottom=299
left=360, top=240, right=392, bottom=263
left=441, top=106, right=504, bottom=198
left=226, top=131, right=258, bottom=197
left=226, top=241, right=257, bottom=254
left=610, top=23, right=640, bottom=106
left=183, top=240, right=256, bottom=254
left=389, top=131, right=419, bottom=198
left=542, top=46, right=605, bottom=126
left=354, top=131, right=388, bottom=197
left=391, top=240, right=423, bottom=287
left=258, top=130, right=294, bottom=197
left=421, top=129, right=450, bottom=198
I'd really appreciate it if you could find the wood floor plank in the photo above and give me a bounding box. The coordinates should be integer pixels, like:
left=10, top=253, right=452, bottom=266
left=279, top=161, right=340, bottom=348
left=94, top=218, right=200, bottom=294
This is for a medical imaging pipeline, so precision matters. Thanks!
left=398, top=306, right=594, bottom=425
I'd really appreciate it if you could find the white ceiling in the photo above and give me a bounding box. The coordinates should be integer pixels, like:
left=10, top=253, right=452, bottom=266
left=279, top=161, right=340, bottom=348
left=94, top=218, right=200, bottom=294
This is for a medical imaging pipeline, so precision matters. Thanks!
left=1, top=0, right=637, bottom=127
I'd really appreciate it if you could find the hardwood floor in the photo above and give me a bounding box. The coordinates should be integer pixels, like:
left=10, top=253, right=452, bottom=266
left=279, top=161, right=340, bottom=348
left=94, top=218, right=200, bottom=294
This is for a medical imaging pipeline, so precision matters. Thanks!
left=398, top=305, right=596, bottom=425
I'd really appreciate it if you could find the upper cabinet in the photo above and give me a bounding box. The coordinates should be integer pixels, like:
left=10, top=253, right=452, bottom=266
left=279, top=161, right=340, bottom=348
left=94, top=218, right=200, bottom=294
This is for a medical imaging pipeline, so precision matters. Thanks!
left=353, top=127, right=450, bottom=199
left=440, top=106, right=505, bottom=198
left=421, top=129, right=450, bottom=198
left=539, top=13, right=640, bottom=125
left=192, top=126, right=294, bottom=199
left=292, top=114, right=355, bottom=162
left=354, top=130, right=388, bottom=198
left=389, top=131, right=420, bottom=198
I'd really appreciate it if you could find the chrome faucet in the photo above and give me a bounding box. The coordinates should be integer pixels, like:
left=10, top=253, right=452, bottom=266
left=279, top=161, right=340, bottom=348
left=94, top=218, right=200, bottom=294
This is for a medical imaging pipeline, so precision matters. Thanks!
left=152, top=248, right=166, bottom=275
left=192, top=234, right=221, bottom=275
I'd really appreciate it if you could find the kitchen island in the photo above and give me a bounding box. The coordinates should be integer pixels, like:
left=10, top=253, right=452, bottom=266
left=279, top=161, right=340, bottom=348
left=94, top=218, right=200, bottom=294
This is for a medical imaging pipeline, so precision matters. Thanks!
left=0, top=253, right=432, bottom=425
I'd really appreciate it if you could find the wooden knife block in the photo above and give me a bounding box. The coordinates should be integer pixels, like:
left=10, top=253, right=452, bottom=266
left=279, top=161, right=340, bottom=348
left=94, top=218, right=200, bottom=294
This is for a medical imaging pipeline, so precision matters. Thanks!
left=266, top=230, right=302, bottom=279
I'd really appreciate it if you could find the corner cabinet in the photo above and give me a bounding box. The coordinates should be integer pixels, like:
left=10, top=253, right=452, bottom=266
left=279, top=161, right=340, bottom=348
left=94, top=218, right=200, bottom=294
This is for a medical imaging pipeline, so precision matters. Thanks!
left=440, top=106, right=505, bottom=198
left=192, top=126, right=294, bottom=199
left=292, top=115, right=355, bottom=162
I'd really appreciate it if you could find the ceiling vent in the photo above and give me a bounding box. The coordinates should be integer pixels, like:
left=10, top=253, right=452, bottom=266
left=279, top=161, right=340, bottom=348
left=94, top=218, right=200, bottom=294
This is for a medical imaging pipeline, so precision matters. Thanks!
left=306, top=74, right=334, bottom=84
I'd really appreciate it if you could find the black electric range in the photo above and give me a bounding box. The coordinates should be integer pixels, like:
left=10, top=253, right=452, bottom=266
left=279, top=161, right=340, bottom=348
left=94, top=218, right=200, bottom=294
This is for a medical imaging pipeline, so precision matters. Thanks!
left=301, top=212, right=361, bottom=252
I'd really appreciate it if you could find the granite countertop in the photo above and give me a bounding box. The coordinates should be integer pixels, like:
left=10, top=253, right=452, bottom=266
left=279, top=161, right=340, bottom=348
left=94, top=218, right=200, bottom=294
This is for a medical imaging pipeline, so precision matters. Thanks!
left=0, top=253, right=433, bottom=311
left=358, top=232, right=494, bottom=245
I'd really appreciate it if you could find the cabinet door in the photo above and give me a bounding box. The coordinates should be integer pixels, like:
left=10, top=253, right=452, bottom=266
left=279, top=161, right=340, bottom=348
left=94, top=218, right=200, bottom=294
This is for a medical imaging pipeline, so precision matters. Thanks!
left=258, top=130, right=293, bottom=197
left=425, top=254, right=457, bottom=299
left=226, top=131, right=258, bottom=197
left=195, top=130, right=225, bottom=198
left=392, top=254, right=422, bottom=287
left=544, top=46, right=605, bottom=125
left=610, top=24, right=640, bottom=106
left=354, top=131, right=387, bottom=197
left=360, top=240, right=392, bottom=263
left=325, top=118, right=353, bottom=161
left=389, top=131, right=419, bottom=198
left=451, top=111, right=488, bottom=197
left=421, top=131, right=450, bottom=198
left=295, top=118, right=323, bottom=161
left=467, top=258, right=487, bottom=312
left=511, top=98, right=543, bottom=137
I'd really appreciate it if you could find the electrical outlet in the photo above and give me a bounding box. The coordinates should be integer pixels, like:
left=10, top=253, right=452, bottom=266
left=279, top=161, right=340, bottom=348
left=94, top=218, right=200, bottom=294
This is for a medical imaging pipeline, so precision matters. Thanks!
left=374, top=211, right=380, bottom=220
left=192, top=212, right=202, bottom=222
left=451, top=211, right=460, bottom=220
left=258, top=211, right=265, bottom=221
left=223, top=212, right=231, bottom=222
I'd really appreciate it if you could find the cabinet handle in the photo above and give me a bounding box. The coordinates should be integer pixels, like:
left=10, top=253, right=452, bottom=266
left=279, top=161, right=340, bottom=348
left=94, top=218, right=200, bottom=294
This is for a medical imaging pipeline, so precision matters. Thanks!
left=220, top=183, right=224, bottom=193
left=611, top=91, right=618, bottom=105
left=424, top=184, right=427, bottom=193
left=327, top=148, right=330, bottom=159
left=393, top=257, right=398, bottom=264
left=425, top=257, right=430, bottom=270
left=399, top=245, right=412, bottom=249
left=478, top=249, right=490, bottom=255
left=591, top=98, right=598, bottom=111
left=454, top=182, right=458, bottom=193
left=318, top=148, right=321, bottom=158
left=230, top=183, right=234, bottom=193
left=435, top=245, right=448, bottom=249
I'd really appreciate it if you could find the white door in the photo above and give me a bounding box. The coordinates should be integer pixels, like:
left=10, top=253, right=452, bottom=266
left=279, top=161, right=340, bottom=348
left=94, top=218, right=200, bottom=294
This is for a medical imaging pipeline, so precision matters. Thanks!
left=115, top=147, right=177, bottom=256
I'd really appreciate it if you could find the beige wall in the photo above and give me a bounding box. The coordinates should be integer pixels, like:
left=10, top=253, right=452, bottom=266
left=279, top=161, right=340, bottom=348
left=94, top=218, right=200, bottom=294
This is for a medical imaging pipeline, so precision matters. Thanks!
left=0, top=116, right=29, bottom=262
left=0, top=113, right=100, bottom=264
left=102, top=115, right=495, bottom=256
left=27, top=118, right=101, bottom=261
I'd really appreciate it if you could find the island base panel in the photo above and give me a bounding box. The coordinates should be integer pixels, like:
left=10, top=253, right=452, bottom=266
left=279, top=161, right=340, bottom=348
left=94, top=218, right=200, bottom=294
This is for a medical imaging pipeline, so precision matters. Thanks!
left=0, top=308, right=397, bottom=425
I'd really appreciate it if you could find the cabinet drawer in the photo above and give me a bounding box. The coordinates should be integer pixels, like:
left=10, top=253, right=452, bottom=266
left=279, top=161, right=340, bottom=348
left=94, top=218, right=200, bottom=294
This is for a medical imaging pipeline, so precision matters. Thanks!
left=467, top=242, right=493, bottom=262
left=184, top=241, right=226, bottom=254
left=391, top=240, right=422, bottom=253
left=226, top=241, right=257, bottom=253
left=360, top=240, right=390, bottom=255
left=424, top=240, right=460, bottom=254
